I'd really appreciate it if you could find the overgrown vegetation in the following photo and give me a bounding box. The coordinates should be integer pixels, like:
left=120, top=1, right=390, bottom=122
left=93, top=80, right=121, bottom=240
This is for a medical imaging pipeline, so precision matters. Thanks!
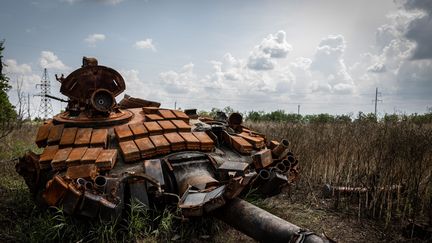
left=247, top=120, right=432, bottom=226
left=0, top=126, right=225, bottom=242
left=0, top=40, right=17, bottom=140
left=246, top=109, right=432, bottom=124
left=1, top=109, right=432, bottom=241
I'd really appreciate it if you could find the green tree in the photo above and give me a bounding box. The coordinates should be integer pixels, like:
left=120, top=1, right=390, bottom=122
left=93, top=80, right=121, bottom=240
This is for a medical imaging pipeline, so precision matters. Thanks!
left=354, top=111, right=377, bottom=123
left=0, top=40, right=17, bottom=139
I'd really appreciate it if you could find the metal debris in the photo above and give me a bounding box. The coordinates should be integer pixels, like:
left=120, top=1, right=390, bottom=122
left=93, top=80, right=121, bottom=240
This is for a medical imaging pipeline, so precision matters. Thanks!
left=15, top=56, right=328, bottom=243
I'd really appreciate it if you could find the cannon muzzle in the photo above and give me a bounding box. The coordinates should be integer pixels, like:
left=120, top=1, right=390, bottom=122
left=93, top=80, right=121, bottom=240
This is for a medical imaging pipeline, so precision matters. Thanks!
left=215, top=198, right=330, bottom=243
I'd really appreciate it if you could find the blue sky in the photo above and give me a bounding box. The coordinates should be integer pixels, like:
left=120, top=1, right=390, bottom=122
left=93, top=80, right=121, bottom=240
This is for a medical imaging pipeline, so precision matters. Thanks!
left=1, top=0, right=432, bottom=117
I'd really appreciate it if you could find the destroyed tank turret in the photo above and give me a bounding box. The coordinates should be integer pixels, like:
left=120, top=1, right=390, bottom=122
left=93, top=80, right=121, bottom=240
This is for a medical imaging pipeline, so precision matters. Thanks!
left=16, top=57, right=330, bottom=243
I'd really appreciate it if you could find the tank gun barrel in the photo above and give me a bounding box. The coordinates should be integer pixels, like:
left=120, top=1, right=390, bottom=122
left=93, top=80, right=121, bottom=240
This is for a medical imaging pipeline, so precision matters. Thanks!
left=45, top=94, right=68, bottom=102
left=215, top=198, right=330, bottom=243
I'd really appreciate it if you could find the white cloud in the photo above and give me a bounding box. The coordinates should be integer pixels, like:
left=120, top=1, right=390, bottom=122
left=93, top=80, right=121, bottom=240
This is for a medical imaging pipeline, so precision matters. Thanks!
left=4, top=59, right=32, bottom=74
left=159, top=63, right=197, bottom=93
left=39, top=51, right=69, bottom=70
left=259, top=30, right=293, bottom=58
left=153, top=11, right=431, bottom=114
left=84, top=33, right=106, bottom=46
left=247, top=30, right=292, bottom=70
left=120, top=69, right=143, bottom=96
left=367, top=63, right=386, bottom=73
left=247, top=51, right=274, bottom=70
left=134, top=39, right=156, bottom=51
left=308, top=35, right=354, bottom=94
left=3, top=59, right=40, bottom=92
left=120, top=69, right=140, bottom=83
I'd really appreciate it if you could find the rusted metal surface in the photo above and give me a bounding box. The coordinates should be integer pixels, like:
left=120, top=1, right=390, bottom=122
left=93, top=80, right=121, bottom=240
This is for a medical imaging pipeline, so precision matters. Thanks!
left=66, top=147, right=87, bottom=167
left=179, top=185, right=226, bottom=217
left=81, top=147, right=102, bottom=164
left=224, top=133, right=253, bottom=154
left=60, top=127, right=78, bottom=147
left=158, top=109, right=176, bottom=120
left=322, top=184, right=403, bottom=198
left=217, top=161, right=249, bottom=174
left=129, top=123, right=148, bottom=139
left=35, top=121, right=52, bottom=147
left=167, top=152, right=219, bottom=195
left=119, top=140, right=140, bottom=162
left=184, top=109, right=198, bottom=119
left=228, top=112, right=243, bottom=132
left=51, top=147, right=72, bottom=170
left=15, top=151, right=41, bottom=194
left=172, top=119, right=192, bottom=132
left=47, top=124, right=64, bottom=145
left=79, top=192, right=102, bottom=218
left=114, top=124, right=134, bottom=142
left=39, top=145, right=59, bottom=169
left=268, top=140, right=279, bottom=150
left=17, top=58, right=320, bottom=242
left=129, top=177, right=150, bottom=206
left=157, top=120, right=177, bottom=133
left=119, top=94, right=160, bottom=109
left=95, top=149, right=117, bottom=170
left=43, top=175, right=69, bottom=206
left=272, top=139, right=290, bottom=159
left=90, top=129, right=108, bottom=147
left=253, top=149, right=273, bottom=169
left=142, top=107, right=160, bottom=114
left=66, top=164, right=97, bottom=179
left=164, top=132, right=186, bottom=151
left=145, top=114, right=164, bottom=121
left=257, top=171, right=288, bottom=196
left=192, top=132, right=214, bottom=151
left=149, top=135, right=170, bottom=155
left=60, top=65, right=125, bottom=102
left=91, top=89, right=115, bottom=112
left=144, top=121, right=163, bottom=135
left=172, top=110, right=190, bottom=122
left=179, top=132, right=200, bottom=150
left=135, top=137, right=156, bottom=158
left=237, top=131, right=265, bottom=149
left=62, top=184, right=82, bottom=215
left=216, top=198, right=330, bottom=243
left=143, top=159, right=165, bottom=188
left=74, top=128, right=92, bottom=147
left=223, top=172, right=256, bottom=199
left=54, top=109, right=133, bottom=127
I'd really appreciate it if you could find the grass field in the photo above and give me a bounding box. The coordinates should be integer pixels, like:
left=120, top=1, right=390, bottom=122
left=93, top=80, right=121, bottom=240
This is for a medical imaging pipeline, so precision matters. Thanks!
left=0, top=121, right=431, bottom=242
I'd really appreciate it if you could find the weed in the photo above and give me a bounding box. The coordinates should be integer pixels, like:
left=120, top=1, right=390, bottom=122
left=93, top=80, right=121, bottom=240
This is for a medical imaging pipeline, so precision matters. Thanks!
left=247, top=121, right=432, bottom=225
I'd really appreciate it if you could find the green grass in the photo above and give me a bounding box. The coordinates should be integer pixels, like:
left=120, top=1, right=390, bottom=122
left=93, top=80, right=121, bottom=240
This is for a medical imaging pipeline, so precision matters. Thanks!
left=1, top=121, right=431, bottom=242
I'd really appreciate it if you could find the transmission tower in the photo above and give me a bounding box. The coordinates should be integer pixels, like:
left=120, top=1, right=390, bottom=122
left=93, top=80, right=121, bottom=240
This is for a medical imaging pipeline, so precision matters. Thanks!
left=35, top=68, right=53, bottom=119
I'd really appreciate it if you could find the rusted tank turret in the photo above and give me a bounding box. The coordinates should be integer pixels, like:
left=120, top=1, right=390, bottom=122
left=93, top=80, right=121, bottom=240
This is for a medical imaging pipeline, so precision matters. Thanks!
left=16, top=57, right=329, bottom=242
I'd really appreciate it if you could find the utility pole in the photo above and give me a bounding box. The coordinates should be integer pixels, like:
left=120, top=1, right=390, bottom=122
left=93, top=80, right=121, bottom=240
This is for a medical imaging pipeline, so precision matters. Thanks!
left=27, top=93, right=31, bottom=120
left=297, top=104, right=300, bottom=115
left=174, top=101, right=177, bottom=110
left=35, top=68, right=53, bottom=120
left=373, top=87, right=382, bottom=117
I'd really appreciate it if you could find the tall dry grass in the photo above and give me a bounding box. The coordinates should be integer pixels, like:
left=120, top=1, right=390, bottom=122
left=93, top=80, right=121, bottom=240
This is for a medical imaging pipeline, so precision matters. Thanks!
left=247, top=121, right=432, bottom=225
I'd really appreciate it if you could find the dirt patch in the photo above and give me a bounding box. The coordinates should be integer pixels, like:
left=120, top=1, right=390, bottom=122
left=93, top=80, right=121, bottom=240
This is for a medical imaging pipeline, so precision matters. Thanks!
left=208, top=184, right=429, bottom=243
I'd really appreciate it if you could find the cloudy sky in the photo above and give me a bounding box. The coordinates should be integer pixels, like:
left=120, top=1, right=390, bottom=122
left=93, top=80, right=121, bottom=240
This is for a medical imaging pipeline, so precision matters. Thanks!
left=1, top=0, right=431, bottom=117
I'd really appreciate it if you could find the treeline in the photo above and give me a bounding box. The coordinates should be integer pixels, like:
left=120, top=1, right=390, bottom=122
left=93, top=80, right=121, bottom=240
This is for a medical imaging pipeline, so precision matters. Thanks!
left=199, top=107, right=432, bottom=124
left=246, top=110, right=432, bottom=124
